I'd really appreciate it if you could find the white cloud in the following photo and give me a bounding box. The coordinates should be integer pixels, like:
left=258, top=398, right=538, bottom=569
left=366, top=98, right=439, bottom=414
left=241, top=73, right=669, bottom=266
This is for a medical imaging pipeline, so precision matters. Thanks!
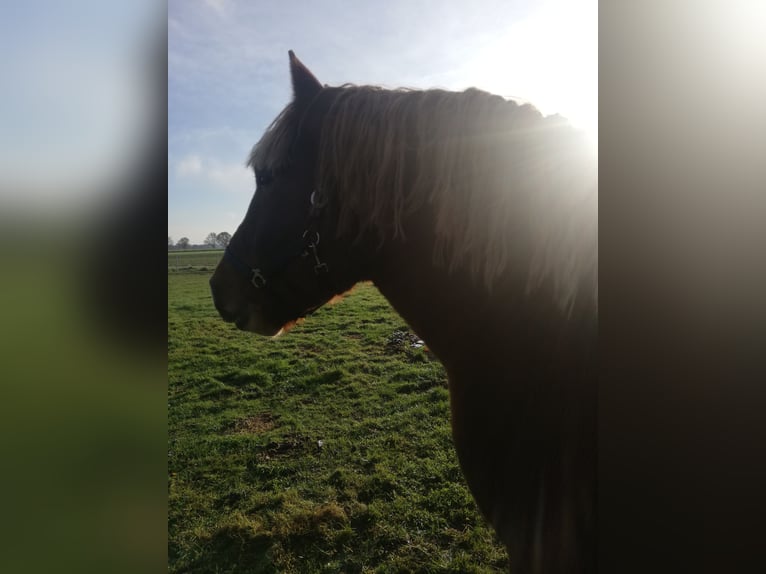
left=174, top=154, right=252, bottom=193
left=176, top=155, right=202, bottom=176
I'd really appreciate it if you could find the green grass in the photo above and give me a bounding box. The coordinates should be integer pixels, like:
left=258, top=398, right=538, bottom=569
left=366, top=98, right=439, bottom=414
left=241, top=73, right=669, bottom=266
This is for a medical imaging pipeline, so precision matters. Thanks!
left=169, top=271, right=508, bottom=573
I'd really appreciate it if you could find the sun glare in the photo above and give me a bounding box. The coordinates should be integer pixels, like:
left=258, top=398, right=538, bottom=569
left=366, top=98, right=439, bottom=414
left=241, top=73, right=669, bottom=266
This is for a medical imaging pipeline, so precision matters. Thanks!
left=464, top=0, right=598, bottom=153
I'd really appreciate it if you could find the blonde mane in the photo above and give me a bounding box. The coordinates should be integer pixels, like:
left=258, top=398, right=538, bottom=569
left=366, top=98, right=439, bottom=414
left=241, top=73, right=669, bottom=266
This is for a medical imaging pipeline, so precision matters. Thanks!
left=250, top=85, right=597, bottom=314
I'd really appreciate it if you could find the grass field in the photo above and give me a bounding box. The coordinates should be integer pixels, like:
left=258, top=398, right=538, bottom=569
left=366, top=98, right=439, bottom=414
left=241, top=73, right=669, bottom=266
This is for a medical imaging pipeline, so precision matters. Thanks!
left=169, top=270, right=508, bottom=573
left=168, top=249, right=224, bottom=271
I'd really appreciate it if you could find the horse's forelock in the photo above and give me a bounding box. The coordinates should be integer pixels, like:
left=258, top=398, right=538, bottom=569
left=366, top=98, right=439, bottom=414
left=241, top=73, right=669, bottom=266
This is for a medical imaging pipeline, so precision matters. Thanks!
left=247, top=102, right=299, bottom=173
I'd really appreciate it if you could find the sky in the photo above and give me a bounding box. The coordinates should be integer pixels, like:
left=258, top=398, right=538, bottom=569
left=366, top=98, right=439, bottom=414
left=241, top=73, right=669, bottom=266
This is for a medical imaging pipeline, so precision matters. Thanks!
left=168, top=0, right=597, bottom=245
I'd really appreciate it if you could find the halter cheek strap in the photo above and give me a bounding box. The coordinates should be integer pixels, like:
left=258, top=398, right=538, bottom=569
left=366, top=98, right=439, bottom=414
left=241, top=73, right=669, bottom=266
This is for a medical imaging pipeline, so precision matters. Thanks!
left=223, top=189, right=330, bottom=290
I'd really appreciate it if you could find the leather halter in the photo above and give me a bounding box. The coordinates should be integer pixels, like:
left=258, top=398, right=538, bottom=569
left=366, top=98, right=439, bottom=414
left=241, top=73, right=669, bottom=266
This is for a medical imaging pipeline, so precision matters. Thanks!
left=223, top=190, right=329, bottom=290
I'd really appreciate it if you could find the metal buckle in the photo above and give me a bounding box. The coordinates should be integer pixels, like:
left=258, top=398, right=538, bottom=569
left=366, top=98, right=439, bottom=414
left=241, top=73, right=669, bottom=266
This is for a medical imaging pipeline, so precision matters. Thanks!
left=306, top=243, right=329, bottom=275
left=251, top=269, right=266, bottom=288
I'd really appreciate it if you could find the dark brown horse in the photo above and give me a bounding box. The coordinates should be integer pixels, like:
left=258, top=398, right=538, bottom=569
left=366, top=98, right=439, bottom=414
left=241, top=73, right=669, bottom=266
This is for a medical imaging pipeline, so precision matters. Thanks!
left=210, top=51, right=597, bottom=573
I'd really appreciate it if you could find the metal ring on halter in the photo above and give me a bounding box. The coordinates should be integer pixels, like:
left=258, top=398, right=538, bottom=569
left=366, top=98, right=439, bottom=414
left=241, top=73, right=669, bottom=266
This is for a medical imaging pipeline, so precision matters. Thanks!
left=250, top=269, right=266, bottom=288
left=310, top=188, right=329, bottom=210
left=302, top=229, right=320, bottom=246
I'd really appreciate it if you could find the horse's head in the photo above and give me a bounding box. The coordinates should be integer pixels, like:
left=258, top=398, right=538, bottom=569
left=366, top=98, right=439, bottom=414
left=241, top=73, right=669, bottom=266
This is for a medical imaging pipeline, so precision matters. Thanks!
left=210, top=52, right=358, bottom=336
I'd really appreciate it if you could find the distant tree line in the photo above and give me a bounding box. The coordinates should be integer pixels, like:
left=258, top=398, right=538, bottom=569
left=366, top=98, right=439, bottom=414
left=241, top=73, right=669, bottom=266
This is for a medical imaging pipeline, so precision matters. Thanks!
left=168, top=232, right=231, bottom=251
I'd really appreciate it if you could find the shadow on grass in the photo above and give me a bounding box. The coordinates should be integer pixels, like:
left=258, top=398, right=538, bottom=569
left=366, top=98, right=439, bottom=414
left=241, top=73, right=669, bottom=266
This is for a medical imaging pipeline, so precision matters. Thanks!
left=183, top=526, right=277, bottom=574
left=218, top=369, right=272, bottom=387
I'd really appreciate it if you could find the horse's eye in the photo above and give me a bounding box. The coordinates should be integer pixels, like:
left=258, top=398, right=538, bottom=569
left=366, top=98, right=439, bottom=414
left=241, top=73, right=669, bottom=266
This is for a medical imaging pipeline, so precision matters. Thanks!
left=256, top=171, right=273, bottom=187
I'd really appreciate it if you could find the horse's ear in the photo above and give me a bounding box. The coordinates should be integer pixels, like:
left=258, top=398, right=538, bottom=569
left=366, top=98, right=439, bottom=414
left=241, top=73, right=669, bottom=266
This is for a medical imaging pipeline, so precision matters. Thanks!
left=288, top=50, right=322, bottom=102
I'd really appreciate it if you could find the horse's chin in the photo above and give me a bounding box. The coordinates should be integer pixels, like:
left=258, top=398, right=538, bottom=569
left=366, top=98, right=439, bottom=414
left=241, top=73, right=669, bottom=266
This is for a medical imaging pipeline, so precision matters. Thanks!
left=236, top=313, right=282, bottom=337
left=276, top=318, right=304, bottom=335
left=238, top=313, right=305, bottom=337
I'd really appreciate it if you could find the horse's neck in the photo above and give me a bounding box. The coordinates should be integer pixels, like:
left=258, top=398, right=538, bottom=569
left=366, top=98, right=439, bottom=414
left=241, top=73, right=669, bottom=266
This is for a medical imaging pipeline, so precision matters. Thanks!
left=373, top=257, right=500, bottom=372
left=371, top=236, right=594, bottom=375
left=370, top=232, right=597, bottom=572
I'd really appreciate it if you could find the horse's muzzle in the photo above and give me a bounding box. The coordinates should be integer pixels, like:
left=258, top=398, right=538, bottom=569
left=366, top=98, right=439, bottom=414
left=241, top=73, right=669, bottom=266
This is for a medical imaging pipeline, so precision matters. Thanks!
left=210, top=268, right=242, bottom=323
left=210, top=267, right=283, bottom=336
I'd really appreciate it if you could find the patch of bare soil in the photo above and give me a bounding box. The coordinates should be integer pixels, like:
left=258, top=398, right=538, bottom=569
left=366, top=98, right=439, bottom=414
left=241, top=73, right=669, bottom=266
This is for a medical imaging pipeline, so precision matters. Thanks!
left=234, top=413, right=277, bottom=434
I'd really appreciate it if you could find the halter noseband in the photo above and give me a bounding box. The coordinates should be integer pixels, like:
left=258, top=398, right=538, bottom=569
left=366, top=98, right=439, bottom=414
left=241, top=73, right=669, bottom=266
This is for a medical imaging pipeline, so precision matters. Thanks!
left=223, top=189, right=329, bottom=290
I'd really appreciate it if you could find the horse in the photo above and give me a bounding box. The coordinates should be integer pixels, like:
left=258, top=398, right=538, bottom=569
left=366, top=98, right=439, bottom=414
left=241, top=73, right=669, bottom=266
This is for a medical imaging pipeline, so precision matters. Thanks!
left=210, top=51, right=597, bottom=573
